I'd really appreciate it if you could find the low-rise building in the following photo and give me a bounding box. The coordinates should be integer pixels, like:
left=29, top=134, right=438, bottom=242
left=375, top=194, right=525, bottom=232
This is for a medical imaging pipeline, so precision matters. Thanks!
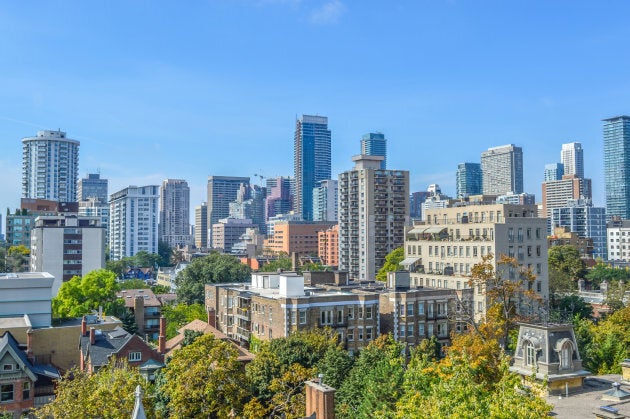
left=205, top=272, right=379, bottom=353
left=116, top=289, right=174, bottom=340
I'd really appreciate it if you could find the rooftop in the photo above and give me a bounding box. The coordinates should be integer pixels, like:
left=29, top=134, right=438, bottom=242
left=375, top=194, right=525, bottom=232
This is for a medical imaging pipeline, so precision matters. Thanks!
left=548, top=375, right=630, bottom=418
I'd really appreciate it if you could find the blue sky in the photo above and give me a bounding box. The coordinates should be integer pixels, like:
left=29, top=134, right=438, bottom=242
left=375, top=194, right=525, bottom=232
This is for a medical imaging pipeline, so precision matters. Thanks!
left=1, top=0, right=630, bottom=219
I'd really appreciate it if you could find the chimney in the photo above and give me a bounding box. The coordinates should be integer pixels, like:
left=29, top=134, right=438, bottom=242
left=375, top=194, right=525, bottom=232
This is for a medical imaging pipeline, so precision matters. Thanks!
left=26, top=329, right=34, bottom=364
left=81, top=316, right=87, bottom=337
left=291, top=252, right=298, bottom=271
left=305, top=380, right=335, bottom=419
left=207, top=308, right=216, bottom=328
left=158, top=316, right=166, bottom=354
left=89, top=327, right=95, bottom=345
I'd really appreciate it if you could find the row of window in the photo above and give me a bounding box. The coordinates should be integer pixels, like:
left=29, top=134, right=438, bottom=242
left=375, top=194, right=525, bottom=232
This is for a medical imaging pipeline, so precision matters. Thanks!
left=398, top=322, right=448, bottom=338
left=398, top=301, right=447, bottom=317
left=0, top=382, right=30, bottom=403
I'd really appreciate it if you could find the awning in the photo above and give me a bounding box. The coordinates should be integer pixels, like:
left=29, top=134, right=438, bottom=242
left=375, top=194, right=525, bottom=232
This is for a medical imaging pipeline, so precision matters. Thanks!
left=408, top=227, right=427, bottom=235
left=423, top=226, right=448, bottom=234
left=400, top=257, right=421, bottom=266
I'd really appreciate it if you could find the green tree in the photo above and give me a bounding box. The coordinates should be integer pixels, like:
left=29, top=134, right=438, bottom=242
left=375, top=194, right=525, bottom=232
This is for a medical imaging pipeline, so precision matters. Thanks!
left=52, top=269, right=124, bottom=319
left=550, top=294, right=593, bottom=321
left=160, top=334, right=250, bottom=418
left=161, top=303, right=206, bottom=339
left=134, top=250, right=161, bottom=268
left=259, top=256, right=293, bottom=272
left=34, top=361, right=155, bottom=419
left=586, top=261, right=630, bottom=287
left=6, top=244, right=30, bottom=272
left=119, top=308, right=138, bottom=335
left=316, top=346, right=354, bottom=389
left=175, top=252, right=250, bottom=304
left=376, top=247, right=404, bottom=281
left=119, top=278, right=150, bottom=290
left=578, top=306, right=630, bottom=374
left=181, top=329, right=203, bottom=347
left=548, top=245, right=586, bottom=279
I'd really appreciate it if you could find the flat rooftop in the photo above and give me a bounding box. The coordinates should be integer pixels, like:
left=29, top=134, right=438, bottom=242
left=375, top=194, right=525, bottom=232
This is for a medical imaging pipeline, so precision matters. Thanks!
left=548, top=374, right=630, bottom=418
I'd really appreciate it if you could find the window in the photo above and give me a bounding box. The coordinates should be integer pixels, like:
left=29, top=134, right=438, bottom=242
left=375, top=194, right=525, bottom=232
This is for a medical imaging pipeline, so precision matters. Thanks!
left=525, top=342, right=536, bottom=366
left=348, top=307, right=354, bottom=320
left=2, top=364, right=14, bottom=371
left=291, top=310, right=297, bottom=325
left=347, top=328, right=354, bottom=341
left=358, top=327, right=364, bottom=341
left=366, top=326, right=373, bottom=340
left=365, top=306, right=373, bottom=319
left=418, top=324, right=425, bottom=336
left=407, top=303, right=414, bottom=316
left=427, top=323, right=434, bottom=336
left=0, top=384, right=13, bottom=402
left=418, top=302, right=424, bottom=315
left=22, top=382, right=30, bottom=400
left=321, top=310, right=333, bottom=325
left=399, top=324, right=406, bottom=337
left=299, top=309, right=307, bottom=324
left=428, top=303, right=434, bottom=317
left=128, top=352, right=142, bottom=362
left=559, top=341, right=573, bottom=370
left=407, top=324, right=414, bottom=337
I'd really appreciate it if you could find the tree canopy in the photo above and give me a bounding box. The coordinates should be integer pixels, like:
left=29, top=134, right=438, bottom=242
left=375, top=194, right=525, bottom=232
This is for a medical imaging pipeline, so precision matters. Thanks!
left=52, top=269, right=124, bottom=319
left=175, top=252, right=251, bottom=304
left=376, top=247, right=404, bottom=281
left=161, top=302, right=207, bottom=339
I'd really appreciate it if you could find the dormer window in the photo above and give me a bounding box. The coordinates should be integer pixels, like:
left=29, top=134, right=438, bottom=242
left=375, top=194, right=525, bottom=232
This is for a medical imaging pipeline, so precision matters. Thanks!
left=556, top=338, right=575, bottom=370
left=2, top=364, right=14, bottom=372
left=525, top=342, right=536, bottom=366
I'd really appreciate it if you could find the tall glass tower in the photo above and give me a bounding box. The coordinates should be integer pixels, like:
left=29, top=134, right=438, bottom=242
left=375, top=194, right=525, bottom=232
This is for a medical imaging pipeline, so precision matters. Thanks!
left=561, top=142, right=584, bottom=179
left=361, top=132, right=387, bottom=169
left=294, top=115, right=331, bottom=221
left=456, top=162, right=482, bottom=198
left=604, top=116, right=630, bottom=219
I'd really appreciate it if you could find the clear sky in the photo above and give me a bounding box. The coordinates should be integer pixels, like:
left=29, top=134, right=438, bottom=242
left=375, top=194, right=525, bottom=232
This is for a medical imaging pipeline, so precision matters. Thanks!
left=1, top=0, right=630, bottom=220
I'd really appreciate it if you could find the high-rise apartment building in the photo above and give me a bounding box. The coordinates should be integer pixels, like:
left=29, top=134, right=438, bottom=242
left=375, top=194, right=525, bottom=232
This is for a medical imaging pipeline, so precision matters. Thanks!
left=542, top=175, right=592, bottom=228
left=207, top=176, right=250, bottom=247
left=561, top=142, right=584, bottom=179
left=361, top=132, right=387, bottom=170
left=22, top=130, right=79, bottom=202
left=229, top=184, right=266, bottom=234
left=194, top=202, right=208, bottom=249
left=603, top=116, right=630, bottom=220
left=338, top=155, right=409, bottom=282
left=30, top=214, right=105, bottom=295
left=456, top=162, right=482, bottom=198
left=318, top=225, right=339, bottom=267
left=159, top=179, right=192, bottom=248
left=109, top=185, right=159, bottom=261
left=265, top=177, right=293, bottom=222
left=550, top=199, right=606, bottom=260
left=312, top=180, right=338, bottom=222
left=607, top=219, right=630, bottom=262
left=410, top=191, right=431, bottom=220
left=77, top=173, right=108, bottom=203
left=294, top=115, right=331, bottom=221
left=544, top=163, right=564, bottom=182
left=481, top=144, right=523, bottom=195
left=78, top=197, right=110, bottom=240
left=403, top=203, right=549, bottom=320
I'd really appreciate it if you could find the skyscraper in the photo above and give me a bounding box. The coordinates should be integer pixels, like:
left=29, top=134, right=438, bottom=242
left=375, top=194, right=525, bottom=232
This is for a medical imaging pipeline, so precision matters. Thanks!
left=109, top=185, right=160, bottom=260
left=77, top=173, right=108, bottom=203
left=455, top=162, right=482, bottom=198
left=544, top=163, right=564, bottom=182
left=207, top=176, right=250, bottom=247
left=481, top=144, right=523, bottom=195
left=561, top=142, right=584, bottom=179
left=603, top=116, right=630, bottom=220
left=22, top=130, right=79, bottom=202
left=159, top=179, right=192, bottom=248
left=194, top=202, right=208, bottom=249
left=313, top=179, right=338, bottom=222
left=294, top=115, right=331, bottom=221
left=338, top=155, right=409, bottom=281
left=361, top=132, right=387, bottom=170
left=265, top=176, right=293, bottom=222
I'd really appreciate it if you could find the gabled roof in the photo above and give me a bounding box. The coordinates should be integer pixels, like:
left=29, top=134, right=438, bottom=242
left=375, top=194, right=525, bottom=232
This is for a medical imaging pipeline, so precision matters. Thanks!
left=79, top=326, right=134, bottom=367
left=0, top=332, right=37, bottom=381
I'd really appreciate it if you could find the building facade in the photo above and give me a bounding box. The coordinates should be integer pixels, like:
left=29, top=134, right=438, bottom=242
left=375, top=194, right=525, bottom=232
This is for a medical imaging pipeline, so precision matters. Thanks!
left=30, top=214, right=106, bottom=295
left=312, top=179, right=338, bottom=222
left=481, top=144, right=524, bottom=195
left=403, top=203, right=549, bottom=320
left=264, top=221, right=335, bottom=257
left=603, top=116, right=630, bottom=220
left=456, top=162, right=482, bottom=198
left=22, top=130, right=79, bottom=203
left=544, top=163, right=564, bottom=182
left=607, top=219, right=630, bottom=263
left=77, top=173, right=108, bottom=202
left=542, top=175, right=592, bottom=230
left=207, top=176, right=250, bottom=247
left=338, top=155, right=410, bottom=282
left=361, top=132, right=387, bottom=170
left=229, top=184, right=266, bottom=234
left=561, top=142, right=584, bottom=179
left=294, top=115, right=331, bottom=221
left=550, top=199, right=607, bottom=260
left=265, top=176, right=293, bottom=222
left=318, top=225, right=339, bottom=267
left=159, top=179, right=192, bottom=248
left=109, top=185, right=160, bottom=261
left=212, top=218, right=255, bottom=254
left=194, top=202, right=208, bottom=249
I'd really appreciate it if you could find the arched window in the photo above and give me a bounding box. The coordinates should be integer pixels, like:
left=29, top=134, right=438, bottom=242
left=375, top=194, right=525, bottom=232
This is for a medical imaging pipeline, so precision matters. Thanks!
left=556, top=338, right=574, bottom=370
left=525, top=341, right=536, bottom=366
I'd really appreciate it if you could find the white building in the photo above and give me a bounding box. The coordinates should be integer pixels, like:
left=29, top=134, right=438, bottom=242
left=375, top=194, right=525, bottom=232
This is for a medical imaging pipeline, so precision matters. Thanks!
left=338, top=155, right=409, bottom=282
left=607, top=219, right=630, bottom=263
left=481, top=144, right=524, bottom=196
left=313, top=179, right=338, bottom=222
left=0, top=272, right=54, bottom=327
left=403, top=203, right=549, bottom=320
left=22, top=130, right=79, bottom=202
left=212, top=218, right=255, bottom=253
left=561, top=142, right=584, bottom=179
left=550, top=199, right=607, bottom=260
left=30, top=214, right=106, bottom=296
left=109, top=185, right=159, bottom=261
left=159, top=179, right=192, bottom=248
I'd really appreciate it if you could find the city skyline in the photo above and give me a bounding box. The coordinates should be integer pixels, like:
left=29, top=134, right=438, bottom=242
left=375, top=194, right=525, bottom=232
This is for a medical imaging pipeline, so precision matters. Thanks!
left=1, top=2, right=630, bottom=214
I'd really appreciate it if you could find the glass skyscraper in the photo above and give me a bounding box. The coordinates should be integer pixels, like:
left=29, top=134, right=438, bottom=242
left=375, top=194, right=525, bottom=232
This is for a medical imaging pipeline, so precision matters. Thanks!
left=456, top=162, right=482, bottom=198
left=544, top=163, right=564, bottom=182
left=361, top=132, right=387, bottom=170
left=294, top=115, right=331, bottom=221
left=604, top=116, right=630, bottom=220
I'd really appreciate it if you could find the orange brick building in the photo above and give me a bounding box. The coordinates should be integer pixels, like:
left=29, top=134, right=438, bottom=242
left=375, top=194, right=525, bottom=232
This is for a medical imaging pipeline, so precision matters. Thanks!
left=264, top=221, right=335, bottom=256
left=318, top=224, right=339, bottom=267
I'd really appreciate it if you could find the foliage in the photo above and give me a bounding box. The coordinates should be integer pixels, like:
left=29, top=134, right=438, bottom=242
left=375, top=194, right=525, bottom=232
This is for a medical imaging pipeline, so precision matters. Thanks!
left=316, top=346, right=355, bottom=389
left=604, top=280, right=627, bottom=314
left=258, top=256, right=293, bottom=273
left=376, top=247, right=404, bottom=281
left=161, top=303, right=206, bottom=339
left=7, top=244, right=29, bottom=256
left=182, top=329, right=203, bottom=347
left=5, top=244, right=30, bottom=272
left=468, top=254, right=542, bottom=347
left=550, top=294, right=593, bottom=321
left=585, top=261, right=630, bottom=287
left=119, top=278, right=150, bottom=290
left=106, top=251, right=164, bottom=278
left=548, top=245, right=586, bottom=279
left=159, top=334, right=250, bottom=418
left=175, top=252, right=251, bottom=304
left=119, top=308, right=138, bottom=335
left=336, top=335, right=405, bottom=418
left=157, top=240, right=172, bottom=267
left=34, top=361, right=154, bottom=419
left=267, top=363, right=315, bottom=419
left=52, top=269, right=124, bottom=319
left=151, top=284, right=172, bottom=294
